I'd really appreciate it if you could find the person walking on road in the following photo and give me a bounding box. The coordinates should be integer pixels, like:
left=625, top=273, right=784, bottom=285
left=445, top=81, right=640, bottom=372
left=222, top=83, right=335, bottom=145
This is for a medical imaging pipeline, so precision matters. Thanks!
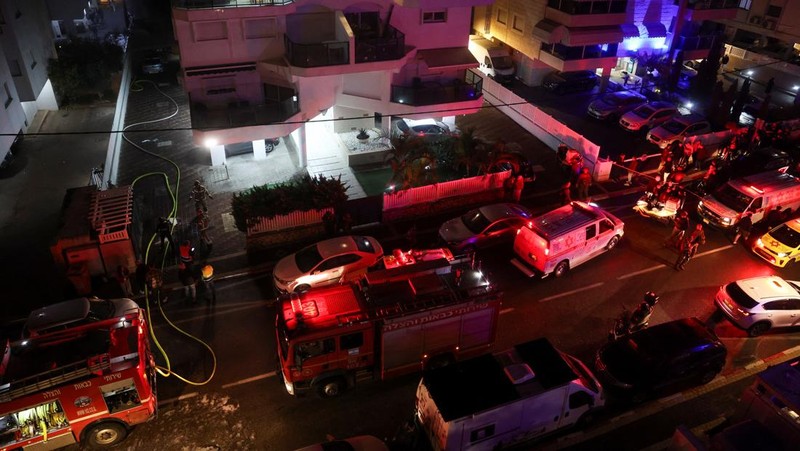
left=196, top=210, right=213, bottom=247
left=665, top=210, right=690, bottom=248
left=191, top=180, right=213, bottom=212
left=576, top=167, right=592, bottom=201
left=145, top=263, right=167, bottom=304
left=732, top=211, right=753, bottom=245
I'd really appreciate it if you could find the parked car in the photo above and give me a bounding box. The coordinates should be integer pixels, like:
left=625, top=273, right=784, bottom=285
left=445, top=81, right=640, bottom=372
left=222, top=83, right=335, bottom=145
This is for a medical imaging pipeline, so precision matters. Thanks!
left=542, top=70, right=599, bottom=94
left=23, top=296, right=140, bottom=338
left=393, top=118, right=457, bottom=138
left=619, top=101, right=678, bottom=132
left=141, top=56, right=165, bottom=75
left=294, top=435, right=389, bottom=451
left=438, top=203, right=533, bottom=252
left=752, top=219, right=800, bottom=268
left=646, top=113, right=711, bottom=149
left=723, top=148, right=793, bottom=180
left=273, top=235, right=384, bottom=293
left=587, top=90, right=648, bottom=121
left=595, top=317, right=727, bottom=402
left=225, top=138, right=280, bottom=157
left=715, top=276, right=800, bottom=336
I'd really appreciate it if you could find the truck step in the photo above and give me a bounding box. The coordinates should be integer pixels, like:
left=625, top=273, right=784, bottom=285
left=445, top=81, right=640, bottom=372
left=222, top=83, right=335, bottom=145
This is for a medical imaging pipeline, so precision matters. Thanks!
left=355, top=369, right=374, bottom=383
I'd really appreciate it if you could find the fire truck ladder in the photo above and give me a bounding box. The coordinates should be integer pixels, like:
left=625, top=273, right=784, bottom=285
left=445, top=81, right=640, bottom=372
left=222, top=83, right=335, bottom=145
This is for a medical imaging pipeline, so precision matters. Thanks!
left=0, top=354, right=111, bottom=402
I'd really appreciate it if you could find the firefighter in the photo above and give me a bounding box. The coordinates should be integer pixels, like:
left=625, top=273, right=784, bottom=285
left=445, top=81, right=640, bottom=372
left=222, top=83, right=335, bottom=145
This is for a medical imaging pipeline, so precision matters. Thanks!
left=145, top=263, right=167, bottom=304
left=191, top=180, right=213, bottom=212
left=202, top=264, right=216, bottom=304
left=179, top=240, right=194, bottom=267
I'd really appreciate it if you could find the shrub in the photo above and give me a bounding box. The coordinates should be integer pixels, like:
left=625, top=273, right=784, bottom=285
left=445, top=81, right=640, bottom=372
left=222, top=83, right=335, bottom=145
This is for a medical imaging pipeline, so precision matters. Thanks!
left=231, top=174, right=349, bottom=232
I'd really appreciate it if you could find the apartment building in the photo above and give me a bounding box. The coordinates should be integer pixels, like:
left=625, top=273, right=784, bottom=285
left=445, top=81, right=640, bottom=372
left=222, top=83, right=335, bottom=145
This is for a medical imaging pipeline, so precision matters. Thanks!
left=171, top=0, right=489, bottom=167
left=472, top=0, right=738, bottom=87
left=45, top=0, right=129, bottom=42
left=0, top=0, right=59, bottom=165
left=717, top=0, right=799, bottom=57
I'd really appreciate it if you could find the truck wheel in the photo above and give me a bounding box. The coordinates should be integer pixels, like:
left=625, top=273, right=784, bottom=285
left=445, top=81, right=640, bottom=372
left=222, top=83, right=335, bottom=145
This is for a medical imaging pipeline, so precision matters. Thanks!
left=747, top=322, right=770, bottom=337
left=553, top=261, right=569, bottom=278
left=84, top=422, right=127, bottom=448
left=606, top=236, right=619, bottom=250
left=294, top=284, right=311, bottom=293
left=317, top=377, right=345, bottom=398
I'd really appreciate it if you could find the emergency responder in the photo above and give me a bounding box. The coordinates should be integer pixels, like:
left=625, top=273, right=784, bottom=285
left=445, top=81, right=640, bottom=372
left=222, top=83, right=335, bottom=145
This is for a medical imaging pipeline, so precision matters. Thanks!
left=157, top=217, right=175, bottom=250
left=675, top=224, right=706, bottom=271
left=202, top=264, right=216, bottom=304
left=732, top=211, right=753, bottom=245
left=145, top=263, right=167, bottom=304
left=179, top=240, right=194, bottom=267
left=191, top=180, right=213, bottom=212
left=665, top=210, right=690, bottom=248
left=196, top=210, right=212, bottom=246
left=179, top=263, right=197, bottom=304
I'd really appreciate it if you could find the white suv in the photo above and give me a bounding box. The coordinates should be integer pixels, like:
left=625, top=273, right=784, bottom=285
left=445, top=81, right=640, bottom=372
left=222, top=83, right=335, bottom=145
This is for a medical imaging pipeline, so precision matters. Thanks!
left=618, top=101, right=678, bottom=132
left=715, top=276, right=800, bottom=336
left=646, top=114, right=711, bottom=149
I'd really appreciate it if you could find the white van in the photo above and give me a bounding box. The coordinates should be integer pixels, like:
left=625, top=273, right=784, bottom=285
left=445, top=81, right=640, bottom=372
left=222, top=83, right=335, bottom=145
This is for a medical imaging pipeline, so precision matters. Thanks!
left=697, top=170, right=800, bottom=229
left=468, top=36, right=515, bottom=84
left=511, top=202, right=624, bottom=278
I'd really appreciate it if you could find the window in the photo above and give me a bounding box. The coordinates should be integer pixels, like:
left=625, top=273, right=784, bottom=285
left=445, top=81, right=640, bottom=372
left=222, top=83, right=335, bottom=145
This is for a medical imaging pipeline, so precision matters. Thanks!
left=766, top=5, right=782, bottom=17
left=599, top=218, right=614, bottom=234
left=3, top=82, right=12, bottom=109
left=341, top=332, right=363, bottom=350
left=296, top=338, right=335, bottom=360
left=512, top=15, right=524, bottom=33
left=8, top=59, right=21, bottom=77
left=586, top=224, right=597, bottom=240
left=469, top=424, right=495, bottom=443
left=244, top=18, right=277, bottom=39
left=194, top=21, right=228, bottom=42
left=739, top=0, right=752, bottom=9
left=422, top=10, right=446, bottom=24
left=569, top=391, right=594, bottom=409
left=497, top=9, right=508, bottom=25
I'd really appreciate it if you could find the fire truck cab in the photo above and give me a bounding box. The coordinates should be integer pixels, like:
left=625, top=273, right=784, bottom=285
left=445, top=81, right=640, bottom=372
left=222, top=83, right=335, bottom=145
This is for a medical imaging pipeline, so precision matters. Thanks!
left=0, top=309, right=156, bottom=450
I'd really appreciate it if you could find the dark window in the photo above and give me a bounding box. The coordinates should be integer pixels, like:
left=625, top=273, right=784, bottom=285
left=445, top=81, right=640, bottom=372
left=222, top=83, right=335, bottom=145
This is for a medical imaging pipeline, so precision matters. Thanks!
left=586, top=224, right=597, bottom=240
left=354, top=236, right=377, bottom=253
left=599, top=218, right=614, bottom=234
left=569, top=391, right=593, bottom=409
left=422, top=10, right=447, bottom=23
left=469, top=424, right=496, bottom=442
left=8, top=59, right=21, bottom=77
left=766, top=5, right=782, bottom=17
left=296, top=338, right=336, bottom=360
left=341, top=332, right=363, bottom=349
left=762, top=300, right=789, bottom=311
left=3, top=82, right=12, bottom=109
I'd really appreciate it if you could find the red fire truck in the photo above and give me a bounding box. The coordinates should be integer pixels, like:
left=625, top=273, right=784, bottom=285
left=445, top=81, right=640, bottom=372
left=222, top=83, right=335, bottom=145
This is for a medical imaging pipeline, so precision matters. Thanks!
left=0, top=308, right=157, bottom=450
left=276, top=264, right=501, bottom=398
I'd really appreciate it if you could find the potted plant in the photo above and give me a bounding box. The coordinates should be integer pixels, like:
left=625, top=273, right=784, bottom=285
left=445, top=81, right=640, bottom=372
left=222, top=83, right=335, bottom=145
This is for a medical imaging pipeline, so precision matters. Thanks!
left=357, top=128, right=370, bottom=143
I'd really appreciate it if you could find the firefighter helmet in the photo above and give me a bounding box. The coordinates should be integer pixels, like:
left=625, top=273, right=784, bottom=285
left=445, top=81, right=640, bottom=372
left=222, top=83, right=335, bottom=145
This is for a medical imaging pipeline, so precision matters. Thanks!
left=202, top=265, right=214, bottom=281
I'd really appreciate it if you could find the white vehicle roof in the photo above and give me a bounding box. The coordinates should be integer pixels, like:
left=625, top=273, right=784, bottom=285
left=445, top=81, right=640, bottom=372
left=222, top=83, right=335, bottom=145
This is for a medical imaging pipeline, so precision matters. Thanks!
left=734, top=276, right=800, bottom=302
left=727, top=170, right=800, bottom=194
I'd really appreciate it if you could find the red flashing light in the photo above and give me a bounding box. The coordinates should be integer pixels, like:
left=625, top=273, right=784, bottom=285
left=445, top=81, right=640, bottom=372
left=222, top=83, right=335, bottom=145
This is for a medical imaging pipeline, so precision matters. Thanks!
left=749, top=185, right=764, bottom=194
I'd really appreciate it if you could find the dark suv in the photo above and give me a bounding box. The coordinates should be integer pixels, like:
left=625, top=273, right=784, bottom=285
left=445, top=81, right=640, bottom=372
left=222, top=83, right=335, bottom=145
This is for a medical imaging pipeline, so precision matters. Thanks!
left=595, top=317, right=727, bottom=402
left=543, top=70, right=599, bottom=94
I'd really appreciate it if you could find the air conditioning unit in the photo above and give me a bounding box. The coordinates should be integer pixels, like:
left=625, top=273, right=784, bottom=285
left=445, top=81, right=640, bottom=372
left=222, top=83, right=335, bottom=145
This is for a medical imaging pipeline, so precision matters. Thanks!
left=749, top=15, right=762, bottom=24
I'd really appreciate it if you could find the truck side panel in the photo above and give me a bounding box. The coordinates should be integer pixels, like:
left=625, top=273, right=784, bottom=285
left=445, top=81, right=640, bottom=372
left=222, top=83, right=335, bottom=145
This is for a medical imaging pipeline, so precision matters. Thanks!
left=382, top=301, right=498, bottom=379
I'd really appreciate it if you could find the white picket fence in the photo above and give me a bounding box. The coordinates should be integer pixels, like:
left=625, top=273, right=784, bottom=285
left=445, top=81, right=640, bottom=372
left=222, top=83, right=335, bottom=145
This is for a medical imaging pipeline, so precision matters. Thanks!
left=247, top=208, right=333, bottom=236
left=383, top=171, right=511, bottom=210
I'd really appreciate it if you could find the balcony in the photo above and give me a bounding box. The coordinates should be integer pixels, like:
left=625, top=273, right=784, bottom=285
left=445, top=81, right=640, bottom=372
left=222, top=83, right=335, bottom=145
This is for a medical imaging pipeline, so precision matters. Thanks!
left=546, top=0, right=627, bottom=27
left=172, top=0, right=293, bottom=8
left=190, top=86, right=299, bottom=131
left=540, top=43, right=618, bottom=72
left=284, top=35, right=349, bottom=68
left=391, top=71, right=483, bottom=107
left=354, top=25, right=406, bottom=63
left=684, top=0, right=739, bottom=21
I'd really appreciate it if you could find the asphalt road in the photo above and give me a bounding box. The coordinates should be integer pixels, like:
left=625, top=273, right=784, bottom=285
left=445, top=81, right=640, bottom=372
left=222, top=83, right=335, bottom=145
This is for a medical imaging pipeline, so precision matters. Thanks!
left=90, top=192, right=800, bottom=451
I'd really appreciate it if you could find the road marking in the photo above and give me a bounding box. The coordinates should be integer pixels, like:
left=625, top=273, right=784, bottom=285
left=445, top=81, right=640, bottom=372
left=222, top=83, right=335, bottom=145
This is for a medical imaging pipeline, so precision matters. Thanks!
left=538, top=282, right=604, bottom=303
left=222, top=372, right=277, bottom=389
left=500, top=308, right=514, bottom=314
left=618, top=245, right=734, bottom=280
left=158, top=392, right=198, bottom=406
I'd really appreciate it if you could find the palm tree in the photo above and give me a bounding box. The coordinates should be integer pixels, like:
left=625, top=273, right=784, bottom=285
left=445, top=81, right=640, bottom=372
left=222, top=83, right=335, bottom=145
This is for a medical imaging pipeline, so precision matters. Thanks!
left=454, top=127, right=487, bottom=176
left=385, top=135, right=433, bottom=189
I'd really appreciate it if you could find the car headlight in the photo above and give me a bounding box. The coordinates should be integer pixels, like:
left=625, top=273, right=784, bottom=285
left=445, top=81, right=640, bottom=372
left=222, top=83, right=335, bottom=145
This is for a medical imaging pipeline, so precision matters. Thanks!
left=722, top=217, right=731, bottom=224
left=757, top=238, right=764, bottom=247
left=777, top=252, right=788, bottom=258
left=698, top=201, right=703, bottom=208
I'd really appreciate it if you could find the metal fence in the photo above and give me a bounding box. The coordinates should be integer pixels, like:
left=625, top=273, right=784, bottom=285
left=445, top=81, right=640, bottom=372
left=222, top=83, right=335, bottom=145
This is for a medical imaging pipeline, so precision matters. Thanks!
left=247, top=208, right=333, bottom=236
left=383, top=171, right=511, bottom=210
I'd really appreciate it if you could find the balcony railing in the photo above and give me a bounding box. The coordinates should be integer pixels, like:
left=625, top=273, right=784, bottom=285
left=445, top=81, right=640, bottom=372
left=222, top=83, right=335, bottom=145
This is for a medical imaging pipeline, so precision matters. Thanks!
left=173, top=0, right=293, bottom=8
left=675, top=35, right=718, bottom=51
left=541, top=43, right=618, bottom=61
left=686, top=0, right=739, bottom=9
left=547, top=0, right=627, bottom=15
left=391, top=71, right=483, bottom=106
left=190, top=94, right=299, bottom=130
left=355, top=25, right=406, bottom=63
left=284, top=35, right=349, bottom=68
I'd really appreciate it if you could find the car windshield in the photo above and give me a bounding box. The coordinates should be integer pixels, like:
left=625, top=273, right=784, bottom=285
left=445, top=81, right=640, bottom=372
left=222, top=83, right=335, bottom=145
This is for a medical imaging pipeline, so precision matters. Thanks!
left=769, top=224, right=800, bottom=248
left=726, top=282, right=759, bottom=309
left=354, top=236, right=376, bottom=253
left=461, top=210, right=492, bottom=234
left=633, top=106, right=655, bottom=118
left=87, top=298, right=115, bottom=321
left=712, top=184, right=755, bottom=212
left=601, top=95, right=623, bottom=106
left=661, top=120, right=688, bottom=134
left=295, top=245, right=324, bottom=273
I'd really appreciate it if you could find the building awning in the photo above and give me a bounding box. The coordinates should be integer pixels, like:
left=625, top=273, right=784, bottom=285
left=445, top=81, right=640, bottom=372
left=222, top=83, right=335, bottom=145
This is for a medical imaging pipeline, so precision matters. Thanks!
left=620, top=23, right=640, bottom=38
left=417, top=47, right=478, bottom=70
left=641, top=22, right=667, bottom=38
left=564, top=26, right=623, bottom=46
left=533, top=19, right=566, bottom=44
